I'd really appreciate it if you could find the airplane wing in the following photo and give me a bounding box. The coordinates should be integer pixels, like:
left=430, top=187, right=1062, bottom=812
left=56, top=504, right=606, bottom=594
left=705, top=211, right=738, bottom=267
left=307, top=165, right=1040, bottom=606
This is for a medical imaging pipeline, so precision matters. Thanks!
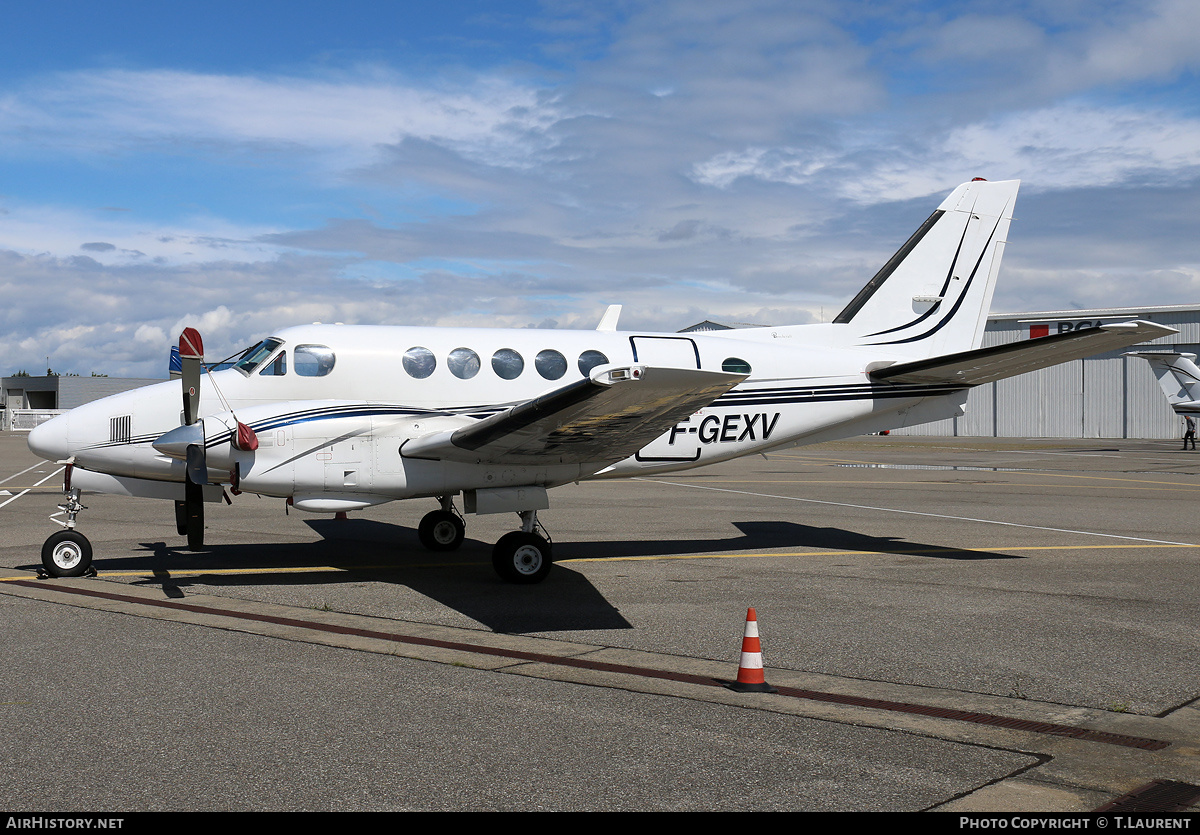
left=869, top=321, right=1177, bottom=386
left=402, top=365, right=745, bottom=465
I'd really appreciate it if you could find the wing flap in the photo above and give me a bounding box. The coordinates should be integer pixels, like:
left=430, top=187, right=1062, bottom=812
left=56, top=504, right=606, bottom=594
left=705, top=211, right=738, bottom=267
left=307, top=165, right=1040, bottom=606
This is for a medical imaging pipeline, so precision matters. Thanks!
left=870, top=321, right=1177, bottom=386
left=403, top=365, right=746, bottom=465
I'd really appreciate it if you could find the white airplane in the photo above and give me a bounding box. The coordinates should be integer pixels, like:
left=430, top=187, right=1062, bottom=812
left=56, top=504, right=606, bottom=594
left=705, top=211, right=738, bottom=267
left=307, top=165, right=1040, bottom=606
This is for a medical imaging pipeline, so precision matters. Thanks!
left=28, top=178, right=1176, bottom=583
left=1128, top=352, right=1200, bottom=414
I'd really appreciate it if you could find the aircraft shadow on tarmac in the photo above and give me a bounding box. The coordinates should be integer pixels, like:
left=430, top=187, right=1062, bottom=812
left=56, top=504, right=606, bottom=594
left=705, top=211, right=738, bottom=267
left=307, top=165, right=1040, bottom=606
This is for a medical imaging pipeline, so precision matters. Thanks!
left=560, top=519, right=1022, bottom=562
left=85, top=518, right=629, bottom=634
left=24, top=517, right=1017, bottom=633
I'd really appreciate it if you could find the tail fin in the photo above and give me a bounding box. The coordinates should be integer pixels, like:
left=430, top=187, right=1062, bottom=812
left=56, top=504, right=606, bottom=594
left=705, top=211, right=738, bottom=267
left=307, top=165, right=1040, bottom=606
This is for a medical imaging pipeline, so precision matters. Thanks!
left=834, top=179, right=1019, bottom=359
left=1128, top=352, right=1200, bottom=412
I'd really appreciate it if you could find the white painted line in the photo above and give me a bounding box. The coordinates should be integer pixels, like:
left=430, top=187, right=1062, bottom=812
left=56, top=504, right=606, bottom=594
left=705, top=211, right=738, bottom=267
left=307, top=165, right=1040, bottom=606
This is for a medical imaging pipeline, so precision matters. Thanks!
left=1007, top=450, right=1194, bottom=463
left=638, top=478, right=1199, bottom=548
left=0, top=467, right=63, bottom=510
left=0, top=462, right=50, bottom=486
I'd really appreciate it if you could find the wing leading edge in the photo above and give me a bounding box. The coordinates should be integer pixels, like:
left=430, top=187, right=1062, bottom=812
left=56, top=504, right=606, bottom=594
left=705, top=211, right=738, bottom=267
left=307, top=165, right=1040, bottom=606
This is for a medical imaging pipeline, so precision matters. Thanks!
left=870, top=321, right=1177, bottom=387
left=402, top=364, right=747, bottom=465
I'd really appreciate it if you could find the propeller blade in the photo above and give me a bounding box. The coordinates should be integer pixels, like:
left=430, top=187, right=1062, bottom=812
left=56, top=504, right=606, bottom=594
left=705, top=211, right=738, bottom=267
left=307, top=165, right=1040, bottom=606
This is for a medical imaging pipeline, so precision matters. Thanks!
left=184, top=442, right=207, bottom=549
left=185, top=443, right=208, bottom=487
left=183, top=478, right=205, bottom=550
left=177, top=328, right=208, bottom=550
left=179, top=328, right=204, bottom=426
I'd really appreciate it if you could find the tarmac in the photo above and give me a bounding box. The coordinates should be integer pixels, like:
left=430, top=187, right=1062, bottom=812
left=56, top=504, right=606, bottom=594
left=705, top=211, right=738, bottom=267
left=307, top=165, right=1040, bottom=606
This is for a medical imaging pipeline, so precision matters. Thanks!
left=1, top=431, right=1198, bottom=812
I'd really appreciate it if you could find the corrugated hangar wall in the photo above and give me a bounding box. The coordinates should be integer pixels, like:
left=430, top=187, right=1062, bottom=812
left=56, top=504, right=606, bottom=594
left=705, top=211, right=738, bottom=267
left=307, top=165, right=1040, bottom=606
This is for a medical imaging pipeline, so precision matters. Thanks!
left=889, top=305, right=1200, bottom=439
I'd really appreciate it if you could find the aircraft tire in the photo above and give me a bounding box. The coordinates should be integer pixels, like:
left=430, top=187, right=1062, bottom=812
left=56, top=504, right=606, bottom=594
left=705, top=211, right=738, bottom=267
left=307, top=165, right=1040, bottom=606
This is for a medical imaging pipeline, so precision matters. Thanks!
left=492, top=531, right=552, bottom=584
left=41, top=530, right=93, bottom=578
left=418, top=510, right=465, bottom=552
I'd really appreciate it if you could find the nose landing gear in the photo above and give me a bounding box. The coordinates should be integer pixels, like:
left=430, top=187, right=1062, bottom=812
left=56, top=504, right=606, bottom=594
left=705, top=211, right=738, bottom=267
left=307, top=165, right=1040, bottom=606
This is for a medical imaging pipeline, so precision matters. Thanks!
left=39, top=464, right=95, bottom=578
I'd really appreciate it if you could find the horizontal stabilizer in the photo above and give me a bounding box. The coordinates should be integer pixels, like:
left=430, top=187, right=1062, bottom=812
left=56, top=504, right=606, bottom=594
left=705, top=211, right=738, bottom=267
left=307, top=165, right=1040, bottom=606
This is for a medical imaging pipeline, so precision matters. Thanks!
left=402, top=364, right=745, bottom=465
left=1127, top=351, right=1200, bottom=411
left=870, top=321, right=1177, bottom=386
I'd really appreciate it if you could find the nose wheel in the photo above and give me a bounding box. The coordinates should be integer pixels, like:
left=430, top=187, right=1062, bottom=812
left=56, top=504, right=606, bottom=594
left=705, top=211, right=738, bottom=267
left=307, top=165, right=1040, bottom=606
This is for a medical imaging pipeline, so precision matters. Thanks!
left=40, top=474, right=95, bottom=578
left=41, top=530, right=94, bottom=578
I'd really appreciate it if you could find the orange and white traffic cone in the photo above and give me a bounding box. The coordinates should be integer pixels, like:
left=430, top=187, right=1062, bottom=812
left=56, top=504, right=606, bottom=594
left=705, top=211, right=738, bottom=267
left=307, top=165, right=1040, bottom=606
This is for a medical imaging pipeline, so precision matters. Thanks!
left=727, top=607, right=776, bottom=693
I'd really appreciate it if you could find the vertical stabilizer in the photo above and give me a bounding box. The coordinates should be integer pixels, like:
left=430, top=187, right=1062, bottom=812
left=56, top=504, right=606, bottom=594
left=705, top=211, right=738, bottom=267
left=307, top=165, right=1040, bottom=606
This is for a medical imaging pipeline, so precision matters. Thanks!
left=1128, top=352, right=1200, bottom=412
left=833, top=179, right=1019, bottom=359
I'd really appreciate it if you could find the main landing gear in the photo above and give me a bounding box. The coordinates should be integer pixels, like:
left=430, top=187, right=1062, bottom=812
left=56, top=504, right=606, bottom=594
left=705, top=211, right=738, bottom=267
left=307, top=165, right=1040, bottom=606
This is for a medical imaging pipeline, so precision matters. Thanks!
left=417, top=498, right=554, bottom=584
left=417, top=497, right=466, bottom=552
left=492, top=510, right=553, bottom=585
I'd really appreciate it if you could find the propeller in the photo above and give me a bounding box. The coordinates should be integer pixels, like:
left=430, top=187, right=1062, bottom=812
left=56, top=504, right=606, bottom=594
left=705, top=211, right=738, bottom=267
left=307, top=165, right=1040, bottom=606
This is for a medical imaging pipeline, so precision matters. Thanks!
left=154, top=328, right=259, bottom=548
left=178, top=327, right=206, bottom=550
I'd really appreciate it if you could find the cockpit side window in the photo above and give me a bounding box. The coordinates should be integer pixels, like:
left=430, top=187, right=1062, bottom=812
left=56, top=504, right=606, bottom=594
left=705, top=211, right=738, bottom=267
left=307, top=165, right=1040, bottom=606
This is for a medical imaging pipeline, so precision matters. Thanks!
left=294, top=345, right=336, bottom=377
left=234, top=338, right=284, bottom=376
left=259, top=350, right=287, bottom=376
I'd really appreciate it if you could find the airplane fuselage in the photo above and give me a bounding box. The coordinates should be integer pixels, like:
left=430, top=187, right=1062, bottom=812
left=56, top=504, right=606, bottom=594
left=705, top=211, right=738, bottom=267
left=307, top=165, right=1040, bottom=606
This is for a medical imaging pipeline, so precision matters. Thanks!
left=30, top=322, right=966, bottom=510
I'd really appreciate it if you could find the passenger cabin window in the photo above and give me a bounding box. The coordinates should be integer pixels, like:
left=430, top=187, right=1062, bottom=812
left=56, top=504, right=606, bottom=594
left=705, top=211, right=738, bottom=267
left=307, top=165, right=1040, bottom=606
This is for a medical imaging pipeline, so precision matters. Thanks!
left=577, top=350, right=609, bottom=376
left=234, top=338, right=284, bottom=375
left=491, top=348, right=524, bottom=380
left=259, top=350, right=287, bottom=376
left=722, top=357, right=752, bottom=374
left=535, top=349, right=567, bottom=380
left=448, top=347, right=481, bottom=379
left=295, top=345, right=336, bottom=377
left=402, top=346, right=436, bottom=379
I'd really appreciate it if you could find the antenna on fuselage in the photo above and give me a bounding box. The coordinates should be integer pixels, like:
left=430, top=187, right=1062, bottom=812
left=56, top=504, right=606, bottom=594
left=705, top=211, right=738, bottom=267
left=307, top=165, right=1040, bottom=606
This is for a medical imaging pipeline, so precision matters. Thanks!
left=596, top=304, right=622, bottom=332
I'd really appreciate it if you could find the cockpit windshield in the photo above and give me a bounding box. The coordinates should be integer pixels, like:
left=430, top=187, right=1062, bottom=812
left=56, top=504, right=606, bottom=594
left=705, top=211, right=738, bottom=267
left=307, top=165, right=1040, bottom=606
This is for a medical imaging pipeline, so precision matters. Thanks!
left=233, top=338, right=284, bottom=375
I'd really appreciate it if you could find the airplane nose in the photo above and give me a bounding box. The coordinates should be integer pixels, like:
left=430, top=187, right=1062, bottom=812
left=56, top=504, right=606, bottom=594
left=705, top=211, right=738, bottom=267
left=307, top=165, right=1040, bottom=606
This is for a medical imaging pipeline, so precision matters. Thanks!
left=27, top=413, right=71, bottom=462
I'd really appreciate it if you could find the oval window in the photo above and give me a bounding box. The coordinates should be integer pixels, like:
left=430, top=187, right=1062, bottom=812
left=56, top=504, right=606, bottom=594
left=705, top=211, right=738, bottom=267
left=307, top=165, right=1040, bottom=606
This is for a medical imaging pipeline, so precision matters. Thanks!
left=294, top=345, right=336, bottom=377
left=722, top=357, right=752, bottom=374
left=448, top=347, right=481, bottom=379
left=577, top=349, right=609, bottom=376
left=402, top=346, right=436, bottom=379
left=535, top=349, right=567, bottom=380
left=491, top=348, right=524, bottom=380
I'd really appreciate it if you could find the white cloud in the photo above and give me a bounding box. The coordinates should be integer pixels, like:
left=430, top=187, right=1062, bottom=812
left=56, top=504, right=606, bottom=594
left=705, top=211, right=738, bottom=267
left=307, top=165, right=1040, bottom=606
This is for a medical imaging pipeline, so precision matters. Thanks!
left=689, top=104, right=1200, bottom=203
left=1055, top=0, right=1200, bottom=88
left=0, top=201, right=296, bottom=265
left=2, top=68, right=565, bottom=172
left=3, top=1, right=1200, bottom=378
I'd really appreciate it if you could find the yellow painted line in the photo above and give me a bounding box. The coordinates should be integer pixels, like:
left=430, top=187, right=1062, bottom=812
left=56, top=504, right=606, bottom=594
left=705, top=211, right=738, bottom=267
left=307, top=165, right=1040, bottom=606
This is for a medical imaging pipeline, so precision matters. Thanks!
left=0, top=562, right=487, bottom=582
left=3, top=541, right=1195, bottom=583
left=561, top=543, right=1200, bottom=563
left=661, top=478, right=1200, bottom=492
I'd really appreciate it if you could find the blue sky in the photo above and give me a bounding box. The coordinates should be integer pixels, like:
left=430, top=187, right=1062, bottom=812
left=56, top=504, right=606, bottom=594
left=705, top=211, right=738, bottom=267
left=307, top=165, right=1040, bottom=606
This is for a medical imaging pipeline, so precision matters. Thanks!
left=1, top=0, right=1198, bottom=376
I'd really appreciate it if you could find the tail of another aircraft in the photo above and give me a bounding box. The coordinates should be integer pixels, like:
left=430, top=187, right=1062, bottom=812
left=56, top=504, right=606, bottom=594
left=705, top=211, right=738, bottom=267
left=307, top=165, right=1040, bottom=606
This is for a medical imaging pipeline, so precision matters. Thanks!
left=1129, top=352, right=1200, bottom=412
left=832, top=178, right=1020, bottom=360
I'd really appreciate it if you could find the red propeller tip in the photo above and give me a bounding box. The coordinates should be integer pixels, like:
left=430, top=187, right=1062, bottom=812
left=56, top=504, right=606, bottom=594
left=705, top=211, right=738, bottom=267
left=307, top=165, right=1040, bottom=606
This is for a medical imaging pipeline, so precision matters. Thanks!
left=179, top=328, right=204, bottom=360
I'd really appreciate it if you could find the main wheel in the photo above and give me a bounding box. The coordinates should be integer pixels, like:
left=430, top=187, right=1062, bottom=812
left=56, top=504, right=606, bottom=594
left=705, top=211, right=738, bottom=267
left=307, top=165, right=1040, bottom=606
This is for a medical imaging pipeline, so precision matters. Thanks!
left=492, top=531, right=553, bottom=584
left=418, top=510, right=465, bottom=552
left=41, top=530, right=93, bottom=578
